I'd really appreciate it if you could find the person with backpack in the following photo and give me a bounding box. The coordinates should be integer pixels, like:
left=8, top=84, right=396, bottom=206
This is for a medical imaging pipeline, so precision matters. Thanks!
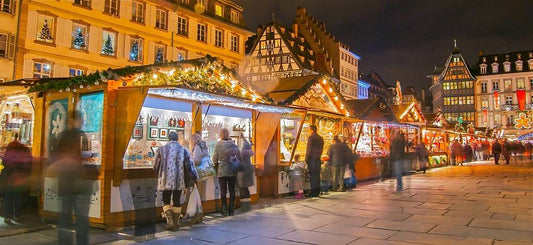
left=212, top=128, right=240, bottom=216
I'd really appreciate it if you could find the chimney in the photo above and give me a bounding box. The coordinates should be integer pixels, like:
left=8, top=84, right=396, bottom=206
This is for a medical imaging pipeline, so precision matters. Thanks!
left=293, top=22, right=298, bottom=37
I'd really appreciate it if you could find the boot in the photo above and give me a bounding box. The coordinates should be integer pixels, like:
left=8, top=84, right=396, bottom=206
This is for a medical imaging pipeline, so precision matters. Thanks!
left=162, top=205, right=174, bottom=231
left=228, top=201, right=235, bottom=216
left=221, top=201, right=228, bottom=216
left=172, top=207, right=181, bottom=229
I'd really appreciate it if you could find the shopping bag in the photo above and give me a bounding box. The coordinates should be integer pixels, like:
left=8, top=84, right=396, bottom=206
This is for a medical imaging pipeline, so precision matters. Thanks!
left=343, top=165, right=352, bottom=179
left=196, top=156, right=216, bottom=181
left=186, top=185, right=202, bottom=218
left=344, top=169, right=357, bottom=189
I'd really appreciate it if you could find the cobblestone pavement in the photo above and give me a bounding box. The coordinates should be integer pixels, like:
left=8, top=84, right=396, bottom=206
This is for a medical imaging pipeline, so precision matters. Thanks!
left=1, top=160, right=532, bottom=245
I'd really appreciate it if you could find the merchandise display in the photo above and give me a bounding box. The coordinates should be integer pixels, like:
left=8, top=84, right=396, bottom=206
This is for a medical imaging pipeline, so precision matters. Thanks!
left=0, top=95, right=33, bottom=150
left=349, top=122, right=390, bottom=157
left=202, top=105, right=252, bottom=154
left=279, top=113, right=304, bottom=162
left=78, top=92, right=104, bottom=165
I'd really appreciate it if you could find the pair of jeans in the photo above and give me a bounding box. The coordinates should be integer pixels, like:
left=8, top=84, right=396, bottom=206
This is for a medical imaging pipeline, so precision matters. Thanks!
left=332, top=165, right=346, bottom=191
left=3, top=188, right=23, bottom=219
left=162, top=190, right=181, bottom=207
left=219, top=176, right=236, bottom=209
left=394, top=160, right=404, bottom=191
left=308, top=170, right=321, bottom=196
left=58, top=194, right=90, bottom=245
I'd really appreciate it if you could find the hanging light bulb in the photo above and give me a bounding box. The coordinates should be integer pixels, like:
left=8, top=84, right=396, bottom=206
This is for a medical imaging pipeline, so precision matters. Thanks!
left=65, top=87, right=71, bottom=92
left=94, top=81, right=99, bottom=85
left=322, top=79, right=327, bottom=84
left=59, top=89, right=63, bottom=93
left=153, top=73, right=158, bottom=79
left=334, top=96, right=339, bottom=101
left=73, top=88, right=77, bottom=92
left=329, top=88, right=333, bottom=93
left=79, top=84, right=84, bottom=89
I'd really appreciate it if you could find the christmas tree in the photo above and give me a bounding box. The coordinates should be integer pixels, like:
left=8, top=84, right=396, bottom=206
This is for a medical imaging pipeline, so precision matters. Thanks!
left=130, top=41, right=139, bottom=61
left=72, top=28, right=86, bottom=49
left=101, top=34, right=114, bottom=55
left=155, top=49, right=163, bottom=63
left=39, top=19, right=53, bottom=42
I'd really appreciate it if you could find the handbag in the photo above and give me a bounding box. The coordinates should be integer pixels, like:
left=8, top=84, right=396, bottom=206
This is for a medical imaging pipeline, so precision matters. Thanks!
left=229, top=154, right=244, bottom=173
left=196, top=156, right=216, bottom=181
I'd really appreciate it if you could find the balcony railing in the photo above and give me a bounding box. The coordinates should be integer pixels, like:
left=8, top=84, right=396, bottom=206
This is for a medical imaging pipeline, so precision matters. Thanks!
left=500, top=104, right=533, bottom=111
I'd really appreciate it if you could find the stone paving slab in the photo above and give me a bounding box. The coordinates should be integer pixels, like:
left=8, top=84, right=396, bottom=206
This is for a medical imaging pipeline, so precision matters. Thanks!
left=366, top=219, right=436, bottom=233
left=314, top=223, right=397, bottom=240
left=278, top=229, right=358, bottom=245
left=404, top=214, right=472, bottom=226
left=469, top=218, right=533, bottom=232
left=388, top=231, right=494, bottom=245
left=429, top=224, right=533, bottom=242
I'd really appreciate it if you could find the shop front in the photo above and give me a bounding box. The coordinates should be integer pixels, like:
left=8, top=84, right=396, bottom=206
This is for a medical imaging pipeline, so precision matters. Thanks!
left=0, top=90, right=34, bottom=152
left=25, top=57, right=288, bottom=229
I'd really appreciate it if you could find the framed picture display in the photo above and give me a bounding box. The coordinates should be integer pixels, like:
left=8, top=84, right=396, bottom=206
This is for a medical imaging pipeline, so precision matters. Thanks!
left=169, top=129, right=177, bottom=136
left=159, top=128, right=168, bottom=139
left=149, top=127, right=159, bottom=139
left=149, top=115, right=159, bottom=126
left=132, top=125, right=143, bottom=139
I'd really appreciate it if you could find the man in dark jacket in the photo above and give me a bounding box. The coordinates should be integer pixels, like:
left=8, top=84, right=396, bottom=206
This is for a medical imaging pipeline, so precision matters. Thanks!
left=390, top=130, right=406, bottom=191
left=492, top=139, right=502, bottom=165
left=305, top=125, right=324, bottom=197
left=327, top=136, right=350, bottom=192
left=502, top=139, right=512, bottom=165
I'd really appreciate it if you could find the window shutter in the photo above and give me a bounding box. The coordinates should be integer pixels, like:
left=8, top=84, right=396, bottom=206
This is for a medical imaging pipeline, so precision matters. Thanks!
left=8, top=34, right=15, bottom=59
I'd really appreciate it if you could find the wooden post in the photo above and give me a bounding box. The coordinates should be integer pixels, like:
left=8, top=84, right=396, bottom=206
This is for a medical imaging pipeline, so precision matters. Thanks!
left=288, top=111, right=307, bottom=164
left=191, top=101, right=202, bottom=135
left=353, top=122, right=364, bottom=152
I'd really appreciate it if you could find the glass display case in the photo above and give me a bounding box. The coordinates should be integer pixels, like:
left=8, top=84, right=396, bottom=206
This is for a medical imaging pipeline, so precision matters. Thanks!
left=279, top=112, right=304, bottom=162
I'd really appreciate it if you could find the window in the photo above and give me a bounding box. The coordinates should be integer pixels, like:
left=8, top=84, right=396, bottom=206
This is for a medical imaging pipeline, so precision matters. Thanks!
left=480, top=65, right=487, bottom=74
left=197, top=0, right=206, bottom=7
left=129, top=37, right=143, bottom=62
left=36, top=14, right=55, bottom=43
left=132, top=1, right=144, bottom=23
left=74, top=0, right=91, bottom=8
left=504, top=62, right=511, bottom=72
left=507, top=115, right=515, bottom=127
left=154, top=44, right=165, bottom=63
left=530, top=79, right=533, bottom=90
left=492, top=63, right=498, bottom=73
left=214, top=29, right=223, bottom=47
left=516, top=61, right=523, bottom=71
left=104, top=0, right=119, bottom=16
left=176, top=50, right=187, bottom=61
left=69, top=68, right=84, bottom=77
left=215, top=4, right=223, bottom=17
left=196, top=23, right=206, bottom=42
left=529, top=60, right=533, bottom=70
left=492, top=81, right=499, bottom=91
left=481, top=82, right=487, bottom=93
left=230, top=35, right=239, bottom=52
left=1, top=0, right=14, bottom=13
left=101, top=30, right=116, bottom=56
left=33, top=62, right=51, bottom=78
left=516, top=78, right=525, bottom=89
left=505, top=96, right=513, bottom=105
left=177, top=17, right=188, bottom=36
left=71, top=23, right=88, bottom=50
left=0, top=33, right=15, bottom=58
left=481, top=99, right=489, bottom=108
left=504, top=79, right=512, bottom=91
left=155, top=9, right=168, bottom=30
left=230, top=10, right=239, bottom=24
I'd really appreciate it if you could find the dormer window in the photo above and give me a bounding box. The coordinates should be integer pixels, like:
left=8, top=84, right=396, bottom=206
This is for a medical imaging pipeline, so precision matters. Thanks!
left=505, top=54, right=510, bottom=61
left=529, top=60, right=533, bottom=70
left=503, top=61, right=511, bottom=72
left=516, top=60, right=523, bottom=71
left=494, top=56, right=498, bottom=62
left=492, top=63, right=499, bottom=73
left=517, top=53, right=521, bottom=59
left=482, top=57, right=486, bottom=63
left=480, top=64, right=487, bottom=74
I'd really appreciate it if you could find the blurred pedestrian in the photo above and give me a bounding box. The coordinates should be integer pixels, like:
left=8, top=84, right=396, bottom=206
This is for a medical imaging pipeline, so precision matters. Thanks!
left=492, top=139, right=502, bottom=165
left=212, top=128, right=239, bottom=216
left=415, top=142, right=429, bottom=173
left=475, top=140, right=485, bottom=161
left=482, top=140, right=490, bottom=160
left=327, top=136, right=349, bottom=192
left=463, top=143, right=473, bottom=164
left=1, top=133, right=32, bottom=223
left=305, top=125, right=324, bottom=197
left=390, top=130, right=406, bottom=191
left=525, top=142, right=533, bottom=160
left=502, top=139, right=511, bottom=165
left=154, top=131, right=197, bottom=230
left=450, top=139, right=463, bottom=166
left=51, top=111, right=98, bottom=245
left=190, top=131, right=210, bottom=223
left=237, top=135, right=254, bottom=213
left=289, top=154, right=305, bottom=199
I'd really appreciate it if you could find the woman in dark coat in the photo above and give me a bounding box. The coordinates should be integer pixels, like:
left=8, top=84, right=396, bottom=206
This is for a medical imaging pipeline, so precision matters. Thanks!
left=237, top=136, right=254, bottom=212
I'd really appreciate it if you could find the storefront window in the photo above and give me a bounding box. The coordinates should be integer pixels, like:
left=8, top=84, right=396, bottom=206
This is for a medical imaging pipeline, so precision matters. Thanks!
left=123, top=96, right=192, bottom=169
left=77, top=92, right=104, bottom=165
left=0, top=95, right=34, bottom=151
left=280, top=113, right=303, bottom=162
left=351, top=122, right=390, bottom=157
left=202, top=105, right=252, bottom=155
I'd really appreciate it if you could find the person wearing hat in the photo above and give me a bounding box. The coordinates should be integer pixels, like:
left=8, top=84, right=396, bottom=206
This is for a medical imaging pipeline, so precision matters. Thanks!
left=154, top=131, right=198, bottom=230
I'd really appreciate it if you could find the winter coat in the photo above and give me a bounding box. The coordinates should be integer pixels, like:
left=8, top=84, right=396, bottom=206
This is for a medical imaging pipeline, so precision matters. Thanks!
left=451, top=142, right=463, bottom=156
left=212, top=139, right=240, bottom=178
left=305, top=132, right=324, bottom=172
left=502, top=142, right=512, bottom=156
left=191, top=140, right=209, bottom=166
left=492, top=142, right=502, bottom=154
left=154, top=141, right=197, bottom=191
left=237, top=139, right=254, bottom=188
left=1, top=141, right=32, bottom=189
left=415, top=143, right=429, bottom=162
left=390, top=136, right=406, bottom=162
left=327, top=142, right=348, bottom=167
left=463, top=145, right=473, bottom=157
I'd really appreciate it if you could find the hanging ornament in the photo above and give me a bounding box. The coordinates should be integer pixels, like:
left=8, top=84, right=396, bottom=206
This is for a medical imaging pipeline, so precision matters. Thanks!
left=59, top=89, right=63, bottom=93
left=73, top=88, right=77, bottom=92
left=79, top=84, right=84, bottom=89
left=95, top=81, right=99, bottom=86
left=66, top=87, right=71, bottom=92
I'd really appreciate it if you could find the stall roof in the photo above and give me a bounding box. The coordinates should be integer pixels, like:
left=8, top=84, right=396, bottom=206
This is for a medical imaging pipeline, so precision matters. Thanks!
left=266, top=74, right=350, bottom=116
left=390, top=102, right=426, bottom=125
left=345, top=98, right=397, bottom=122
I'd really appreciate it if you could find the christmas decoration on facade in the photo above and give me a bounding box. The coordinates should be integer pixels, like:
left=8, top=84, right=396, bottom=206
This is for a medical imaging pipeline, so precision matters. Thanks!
left=72, top=28, right=86, bottom=49
left=514, top=112, right=531, bottom=129
left=101, top=34, right=114, bottom=55
left=39, top=19, right=53, bottom=42
left=130, top=41, right=140, bottom=61
left=155, top=48, right=164, bottom=63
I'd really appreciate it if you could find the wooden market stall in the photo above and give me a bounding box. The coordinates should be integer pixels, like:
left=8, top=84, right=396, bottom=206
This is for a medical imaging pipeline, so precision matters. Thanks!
left=25, top=57, right=289, bottom=229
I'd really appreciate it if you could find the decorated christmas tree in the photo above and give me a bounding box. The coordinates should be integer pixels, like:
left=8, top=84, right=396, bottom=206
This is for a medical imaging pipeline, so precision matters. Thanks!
left=130, top=41, right=139, bottom=61
left=155, top=49, right=163, bottom=63
left=72, top=28, right=86, bottom=49
left=39, top=19, right=53, bottom=42
left=101, top=34, right=114, bottom=55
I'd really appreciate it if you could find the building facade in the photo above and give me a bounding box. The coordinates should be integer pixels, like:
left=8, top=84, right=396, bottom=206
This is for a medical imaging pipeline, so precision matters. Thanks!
left=429, top=44, right=476, bottom=123
left=0, top=0, right=18, bottom=82
left=359, top=71, right=392, bottom=104
left=14, top=0, right=252, bottom=80
left=475, top=50, right=533, bottom=138
left=294, top=7, right=360, bottom=100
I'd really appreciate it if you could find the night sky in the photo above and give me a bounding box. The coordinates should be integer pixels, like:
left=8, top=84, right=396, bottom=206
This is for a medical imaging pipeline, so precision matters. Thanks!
left=233, top=0, right=533, bottom=90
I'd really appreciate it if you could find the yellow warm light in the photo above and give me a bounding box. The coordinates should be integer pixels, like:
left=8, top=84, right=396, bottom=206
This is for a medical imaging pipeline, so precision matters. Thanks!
left=329, top=88, right=333, bottom=93
left=335, top=96, right=339, bottom=101
left=153, top=74, right=158, bottom=79
left=169, top=69, right=175, bottom=75
left=322, top=79, right=327, bottom=84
